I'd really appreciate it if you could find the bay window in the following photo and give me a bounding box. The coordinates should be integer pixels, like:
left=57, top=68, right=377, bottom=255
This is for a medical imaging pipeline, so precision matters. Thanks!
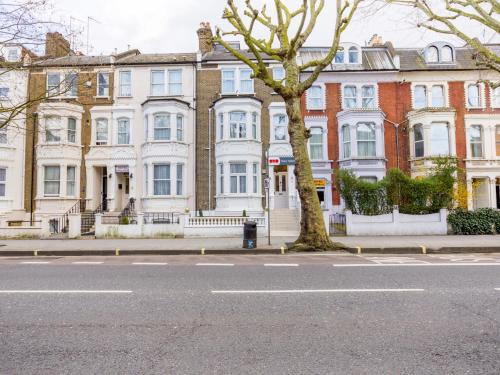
left=117, top=118, right=130, bottom=145
left=154, top=114, right=170, bottom=141
left=230, top=163, right=247, bottom=194
left=343, top=86, right=357, bottom=108
left=95, top=118, right=108, bottom=145
left=430, top=123, right=450, bottom=156
left=431, top=85, right=445, bottom=107
left=309, top=127, right=324, bottom=160
left=491, top=87, right=500, bottom=108
left=218, top=113, right=224, bottom=140
left=119, top=71, right=132, bottom=97
left=97, top=73, right=110, bottom=97
left=45, top=116, right=61, bottom=143
left=229, top=112, right=246, bottom=139
left=44, top=166, right=60, bottom=196
left=153, top=164, right=170, bottom=195
left=176, top=164, right=183, bottom=196
left=414, top=85, right=427, bottom=109
left=218, top=163, right=224, bottom=194
left=357, top=122, right=376, bottom=157
left=307, top=85, right=324, bottom=110
left=467, top=84, right=481, bottom=108
left=496, top=125, right=500, bottom=157
left=176, top=115, right=184, bottom=141
left=273, top=114, right=287, bottom=141
left=341, top=124, right=351, bottom=158
left=67, top=118, right=76, bottom=143
left=168, top=70, right=182, bottom=95
left=414, top=124, right=424, bottom=158
left=0, top=129, right=7, bottom=144
left=0, top=168, right=6, bottom=197
left=66, top=166, right=76, bottom=196
left=252, top=112, right=257, bottom=139
left=253, top=163, right=258, bottom=194
left=469, top=125, right=483, bottom=158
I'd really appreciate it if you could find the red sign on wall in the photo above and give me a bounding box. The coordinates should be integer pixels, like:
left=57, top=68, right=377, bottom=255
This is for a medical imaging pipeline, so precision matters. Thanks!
left=268, top=157, right=281, bottom=166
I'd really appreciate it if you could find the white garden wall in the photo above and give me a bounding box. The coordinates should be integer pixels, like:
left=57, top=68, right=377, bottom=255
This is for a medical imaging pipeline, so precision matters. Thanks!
left=346, top=209, right=448, bottom=236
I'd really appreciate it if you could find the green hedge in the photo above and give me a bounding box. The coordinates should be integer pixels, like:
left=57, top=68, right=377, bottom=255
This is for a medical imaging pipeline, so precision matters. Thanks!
left=448, top=208, right=500, bottom=235
left=335, top=158, right=456, bottom=216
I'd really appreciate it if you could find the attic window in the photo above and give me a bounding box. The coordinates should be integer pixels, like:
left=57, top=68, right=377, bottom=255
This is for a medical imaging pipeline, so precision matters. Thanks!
left=425, top=44, right=455, bottom=64
left=441, top=46, right=453, bottom=62
left=427, top=46, right=439, bottom=63
left=7, top=49, right=19, bottom=62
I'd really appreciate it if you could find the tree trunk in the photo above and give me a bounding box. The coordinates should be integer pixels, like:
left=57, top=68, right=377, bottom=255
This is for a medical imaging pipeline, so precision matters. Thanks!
left=285, top=96, right=335, bottom=251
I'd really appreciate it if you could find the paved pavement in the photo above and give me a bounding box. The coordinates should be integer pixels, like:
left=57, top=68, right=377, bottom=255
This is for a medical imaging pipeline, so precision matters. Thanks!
left=0, top=254, right=499, bottom=374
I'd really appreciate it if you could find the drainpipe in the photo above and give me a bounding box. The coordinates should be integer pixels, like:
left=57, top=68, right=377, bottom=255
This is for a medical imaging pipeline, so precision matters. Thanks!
left=30, top=113, right=38, bottom=226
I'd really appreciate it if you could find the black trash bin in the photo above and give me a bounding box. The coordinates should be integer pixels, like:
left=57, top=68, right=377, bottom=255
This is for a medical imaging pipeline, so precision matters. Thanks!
left=243, top=221, right=257, bottom=249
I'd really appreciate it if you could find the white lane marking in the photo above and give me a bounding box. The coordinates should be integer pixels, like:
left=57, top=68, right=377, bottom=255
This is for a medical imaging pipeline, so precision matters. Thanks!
left=264, top=264, right=299, bottom=267
left=196, top=263, right=234, bottom=267
left=72, top=262, right=104, bottom=265
left=495, top=288, right=500, bottom=291
left=334, top=263, right=500, bottom=267
left=0, top=290, right=132, bottom=294
left=365, top=256, right=430, bottom=264
left=212, top=289, right=425, bottom=294
left=21, top=261, right=51, bottom=265
left=429, top=255, right=499, bottom=263
left=132, top=262, right=168, bottom=266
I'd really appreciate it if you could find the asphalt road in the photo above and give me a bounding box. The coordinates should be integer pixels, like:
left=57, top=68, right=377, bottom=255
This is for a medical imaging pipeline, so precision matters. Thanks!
left=0, top=254, right=499, bottom=375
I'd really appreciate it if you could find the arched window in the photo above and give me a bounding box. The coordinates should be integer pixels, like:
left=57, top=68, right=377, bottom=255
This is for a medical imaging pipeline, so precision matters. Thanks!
left=441, top=46, right=453, bottom=62
left=357, top=122, right=376, bottom=157
left=427, top=46, right=439, bottom=63
left=341, top=124, right=351, bottom=159
left=176, top=114, right=184, bottom=141
left=469, top=125, right=483, bottom=158
left=309, top=127, right=324, bottom=160
left=334, top=50, right=344, bottom=63
left=414, top=124, right=424, bottom=158
left=229, top=112, right=247, bottom=139
left=153, top=113, right=170, bottom=140
left=273, top=114, right=287, bottom=141
left=95, top=118, right=108, bottom=145
left=117, top=118, right=130, bottom=145
left=348, top=47, right=359, bottom=64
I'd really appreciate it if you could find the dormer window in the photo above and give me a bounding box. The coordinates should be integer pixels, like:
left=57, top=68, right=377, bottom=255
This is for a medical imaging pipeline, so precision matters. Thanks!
left=441, top=46, right=453, bottom=62
left=7, top=49, right=19, bottom=62
left=427, top=46, right=439, bottom=63
left=335, top=50, right=344, bottom=63
left=348, top=47, right=359, bottom=64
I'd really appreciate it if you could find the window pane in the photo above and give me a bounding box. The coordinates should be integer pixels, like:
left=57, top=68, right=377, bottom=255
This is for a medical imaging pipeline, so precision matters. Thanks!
left=431, top=85, right=445, bottom=107
left=68, top=118, right=76, bottom=143
left=151, top=71, right=165, bottom=96
left=334, top=51, right=344, bottom=63
left=154, top=114, right=170, bottom=140
left=44, top=166, right=60, bottom=195
left=230, top=176, right=237, bottom=193
left=230, top=163, right=246, bottom=174
left=96, top=119, right=108, bottom=142
left=348, top=47, right=359, bottom=63
left=342, top=125, right=351, bottom=158
left=430, top=123, right=450, bottom=155
left=47, top=73, right=60, bottom=95
left=230, top=112, right=246, bottom=139
left=168, top=70, right=182, bottom=95
left=119, top=71, right=131, bottom=96
left=118, top=119, right=130, bottom=144
left=344, top=86, right=357, bottom=108
left=240, top=69, right=253, bottom=93
left=0, top=168, right=6, bottom=181
left=274, top=114, right=287, bottom=141
left=470, top=125, right=483, bottom=158
left=427, top=46, right=439, bottom=63
left=222, top=70, right=235, bottom=93
left=414, top=86, right=427, bottom=108
left=0, top=130, right=6, bottom=144
left=441, top=46, right=453, bottom=62
left=492, top=88, right=500, bottom=107
left=357, top=123, right=376, bottom=157
left=273, top=67, right=285, bottom=81
left=414, top=125, right=424, bottom=157
left=176, top=164, right=183, bottom=195
left=45, top=116, right=61, bottom=142
left=310, top=128, right=323, bottom=160
left=98, top=73, right=109, bottom=96
left=468, top=85, right=480, bottom=107
left=154, top=165, right=170, bottom=195
left=496, top=125, right=500, bottom=156
left=67, top=166, right=76, bottom=196
left=65, top=73, right=78, bottom=96
left=176, top=115, right=183, bottom=141
left=362, top=85, right=375, bottom=108
left=308, top=86, right=323, bottom=109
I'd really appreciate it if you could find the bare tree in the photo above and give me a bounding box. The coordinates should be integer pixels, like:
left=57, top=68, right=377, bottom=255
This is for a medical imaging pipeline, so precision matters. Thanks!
left=214, top=0, right=361, bottom=251
left=389, top=0, right=499, bottom=86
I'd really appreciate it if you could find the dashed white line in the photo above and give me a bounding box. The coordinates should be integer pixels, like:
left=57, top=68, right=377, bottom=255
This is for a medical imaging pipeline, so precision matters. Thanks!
left=495, top=288, right=500, bottom=291
left=334, top=263, right=500, bottom=267
left=196, top=263, right=235, bottom=267
left=264, top=263, right=299, bottom=267
left=21, top=261, right=51, bottom=265
left=0, top=290, right=132, bottom=294
left=71, top=262, right=104, bottom=265
left=132, top=262, right=168, bottom=266
left=212, top=288, right=425, bottom=294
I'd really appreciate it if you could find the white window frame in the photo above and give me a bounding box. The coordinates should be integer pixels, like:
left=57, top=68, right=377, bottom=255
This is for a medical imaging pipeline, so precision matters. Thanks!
left=334, top=49, right=345, bottom=63
left=218, top=113, right=224, bottom=140
left=67, top=118, right=77, bottom=143
left=491, top=86, right=500, bottom=109
left=97, top=72, right=110, bottom=97
left=117, top=118, right=130, bottom=145
left=45, top=116, right=61, bottom=143
left=465, top=82, right=484, bottom=109
left=341, top=124, right=351, bottom=159
left=151, top=70, right=165, bottom=96
left=251, top=112, right=258, bottom=140
left=168, top=69, right=183, bottom=96
left=431, top=85, right=445, bottom=107
left=118, top=70, right=132, bottom=97
left=469, top=124, right=484, bottom=159
left=273, top=114, right=288, bottom=141
left=221, top=68, right=254, bottom=95
left=229, top=163, right=247, bottom=194
left=307, top=85, right=325, bottom=110
left=0, top=129, right=7, bottom=145
left=176, top=114, right=184, bottom=141
left=47, top=72, right=78, bottom=97
left=44, top=165, right=60, bottom=197
left=309, top=127, right=324, bottom=160
left=218, top=163, right=224, bottom=194
left=95, top=118, right=109, bottom=145
left=0, top=167, right=6, bottom=197
left=496, top=125, right=500, bottom=157
left=0, top=86, right=9, bottom=99
left=413, top=85, right=428, bottom=109
left=430, top=122, right=450, bottom=156
left=153, top=113, right=171, bottom=141
left=229, top=111, right=247, bottom=139
left=66, top=166, right=76, bottom=197
left=356, top=122, right=377, bottom=158
left=413, top=124, right=425, bottom=158
left=176, top=164, right=183, bottom=196
left=348, top=47, right=360, bottom=64
left=221, top=69, right=236, bottom=94
left=272, top=67, right=285, bottom=83
left=252, top=163, right=259, bottom=194
left=153, top=164, right=171, bottom=196
left=361, top=85, right=376, bottom=109
left=7, top=49, right=19, bottom=62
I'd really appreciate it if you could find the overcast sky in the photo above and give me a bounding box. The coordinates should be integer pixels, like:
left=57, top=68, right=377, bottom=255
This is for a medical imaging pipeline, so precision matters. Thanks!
left=51, top=0, right=498, bottom=55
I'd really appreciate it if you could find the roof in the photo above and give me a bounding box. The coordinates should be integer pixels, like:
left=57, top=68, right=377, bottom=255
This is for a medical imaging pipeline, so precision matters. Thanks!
left=33, top=55, right=114, bottom=67
left=396, top=47, right=480, bottom=71
left=117, top=53, right=197, bottom=65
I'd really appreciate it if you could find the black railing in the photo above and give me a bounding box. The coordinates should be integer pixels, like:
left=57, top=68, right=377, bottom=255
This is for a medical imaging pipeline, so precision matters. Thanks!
left=49, top=199, right=86, bottom=235
left=143, top=212, right=180, bottom=225
left=118, top=198, right=137, bottom=224
left=329, top=213, right=346, bottom=235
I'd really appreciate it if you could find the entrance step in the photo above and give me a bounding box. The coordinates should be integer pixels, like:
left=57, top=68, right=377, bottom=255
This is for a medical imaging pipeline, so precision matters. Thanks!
left=270, top=209, right=300, bottom=236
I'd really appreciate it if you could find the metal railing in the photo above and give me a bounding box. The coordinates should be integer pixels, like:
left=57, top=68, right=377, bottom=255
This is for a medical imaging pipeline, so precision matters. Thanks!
left=329, top=213, right=346, bottom=235
left=143, top=212, right=180, bottom=225
left=118, top=198, right=137, bottom=224
left=187, top=216, right=266, bottom=227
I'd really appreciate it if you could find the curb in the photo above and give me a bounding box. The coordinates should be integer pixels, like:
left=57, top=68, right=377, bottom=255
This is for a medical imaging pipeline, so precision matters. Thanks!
left=0, top=248, right=283, bottom=257
left=346, top=247, right=500, bottom=254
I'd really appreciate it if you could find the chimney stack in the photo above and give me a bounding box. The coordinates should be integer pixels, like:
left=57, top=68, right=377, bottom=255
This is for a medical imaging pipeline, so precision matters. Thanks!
left=45, top=32, right=71, bottom=58
left=368, top=34, right=384, bottom=47
left=197, top=22, right=214, bottom=55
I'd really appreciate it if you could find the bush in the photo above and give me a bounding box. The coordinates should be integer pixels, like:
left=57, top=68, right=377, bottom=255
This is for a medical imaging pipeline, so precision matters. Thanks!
left=335, top=158, right=457, bottom=216
left=448, top=208, right=500, bottom=235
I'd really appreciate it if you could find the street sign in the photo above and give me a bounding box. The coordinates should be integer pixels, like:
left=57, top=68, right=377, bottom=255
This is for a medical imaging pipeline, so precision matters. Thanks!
left=268, top=156, right=296, bottom=166
left=264, top=178, right=270, bottom=190
left=314, top=179, right=326, bottom=188
left=115, top=165, right=129, bottom=173
left=268, top=157, right=280, bottom=166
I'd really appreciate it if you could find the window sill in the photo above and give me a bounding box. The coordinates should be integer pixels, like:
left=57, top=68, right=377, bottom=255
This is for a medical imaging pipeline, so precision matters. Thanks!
left=307, top=107, right=326, bottom=111
left=147, top=94, right=184, bottom=99
left=94, top=96, right=111, bottom=100
left=143, top=195, right=187, bottom=199
left=37, top=142, right=82, bottom=147
left=143, top=140, right=187, bottom=145
left=117, top=95, right=132, bottom=99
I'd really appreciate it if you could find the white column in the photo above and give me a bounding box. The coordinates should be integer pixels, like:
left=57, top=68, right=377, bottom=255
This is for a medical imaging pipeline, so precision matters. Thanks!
left=60, top=163, right=67, bottom=197
left=376, top=123, right=384, bottom=157
left=37, top=164, right=44, bottom=199
left=466, top=178, right=474, bottom=210
left=350, top=125, right=357, bottom=157
left=489, top=177, right=497, bottom=209
left=107, top=164, right=115, bottom=211
left=449, top=123, right=457, bottom=156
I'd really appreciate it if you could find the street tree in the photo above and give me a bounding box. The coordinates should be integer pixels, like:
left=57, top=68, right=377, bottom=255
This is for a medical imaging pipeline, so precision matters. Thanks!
left=388, top=0, right=499, bottom=86
left=214, top=0, right=361, bottom=251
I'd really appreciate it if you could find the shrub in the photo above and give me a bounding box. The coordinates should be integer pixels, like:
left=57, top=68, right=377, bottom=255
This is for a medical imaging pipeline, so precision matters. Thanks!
left=448, top=208, right=500, bottom=235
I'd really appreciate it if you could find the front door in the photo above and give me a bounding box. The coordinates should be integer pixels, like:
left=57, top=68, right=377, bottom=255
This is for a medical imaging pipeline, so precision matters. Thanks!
left=274, top=169, right=289, bottom=209
left=101, top=167, right=108, bottom=211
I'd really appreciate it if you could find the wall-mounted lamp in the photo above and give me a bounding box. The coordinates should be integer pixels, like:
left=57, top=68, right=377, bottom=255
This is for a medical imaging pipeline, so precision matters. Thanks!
left=129, top=173, right=134, bottom=179
left=109, top=173, right=113, bottom=179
